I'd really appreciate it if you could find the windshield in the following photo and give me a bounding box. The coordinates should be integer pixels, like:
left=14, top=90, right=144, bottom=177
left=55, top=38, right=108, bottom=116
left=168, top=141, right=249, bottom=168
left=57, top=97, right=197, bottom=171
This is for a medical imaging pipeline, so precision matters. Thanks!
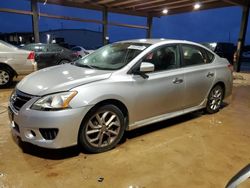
left=75, top=42, right=150, bottom=70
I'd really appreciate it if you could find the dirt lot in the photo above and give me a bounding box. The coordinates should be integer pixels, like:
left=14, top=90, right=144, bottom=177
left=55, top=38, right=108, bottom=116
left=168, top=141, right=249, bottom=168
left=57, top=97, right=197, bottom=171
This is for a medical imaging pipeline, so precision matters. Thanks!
left=0, top=73, right=250, bottom=188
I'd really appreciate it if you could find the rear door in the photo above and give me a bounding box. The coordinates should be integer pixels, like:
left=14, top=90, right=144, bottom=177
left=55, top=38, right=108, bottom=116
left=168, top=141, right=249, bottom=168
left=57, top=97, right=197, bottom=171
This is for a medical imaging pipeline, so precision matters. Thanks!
left=180, top=44, right=215, bottom=109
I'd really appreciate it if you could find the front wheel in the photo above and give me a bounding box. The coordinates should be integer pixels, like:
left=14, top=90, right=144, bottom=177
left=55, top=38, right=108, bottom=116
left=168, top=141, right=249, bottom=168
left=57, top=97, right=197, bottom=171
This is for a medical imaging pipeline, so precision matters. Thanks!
left=78, top=105, right=126, bottom=153
left=205, top=85, right=224, bottom=114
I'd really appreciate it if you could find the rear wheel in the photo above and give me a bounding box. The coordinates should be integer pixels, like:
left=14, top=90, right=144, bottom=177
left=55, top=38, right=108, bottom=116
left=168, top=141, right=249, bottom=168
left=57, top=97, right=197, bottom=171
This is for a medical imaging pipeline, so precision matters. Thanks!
left=205, top=85, right=224, bottom=114
left=0, top=68, right=13, bottom=88
left=78, top=105, right=125, bottom=153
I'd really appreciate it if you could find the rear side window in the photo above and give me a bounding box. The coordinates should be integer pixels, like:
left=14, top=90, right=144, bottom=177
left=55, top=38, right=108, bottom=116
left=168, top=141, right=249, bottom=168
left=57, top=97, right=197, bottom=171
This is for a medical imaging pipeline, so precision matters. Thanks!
left=205, top=50, right=215, bottom=63
left=49, top=45, right=62, bottom=52
left=34, top=45, right=46, bottom=52
left=24, top=44, right=46, bottom=52
left=181, top=44, right=209, bottom=67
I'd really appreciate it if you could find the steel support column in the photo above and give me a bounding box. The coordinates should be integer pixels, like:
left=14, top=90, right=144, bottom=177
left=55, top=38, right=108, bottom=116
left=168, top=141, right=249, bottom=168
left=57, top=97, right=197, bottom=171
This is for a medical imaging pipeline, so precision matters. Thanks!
left=147, top=16, right=153, bottom=38
left=235, top=5, right=249, bottom=72
left=31, top=0, right=40, bottom=43
left=102, top=7, right=108, bottom=45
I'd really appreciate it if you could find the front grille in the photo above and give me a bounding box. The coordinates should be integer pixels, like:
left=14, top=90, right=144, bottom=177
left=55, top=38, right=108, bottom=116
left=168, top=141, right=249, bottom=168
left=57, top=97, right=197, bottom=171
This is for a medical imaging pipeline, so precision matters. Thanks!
left=10, top=90, right=34, bottom=111
left=39, top=128, right=59, bottom=140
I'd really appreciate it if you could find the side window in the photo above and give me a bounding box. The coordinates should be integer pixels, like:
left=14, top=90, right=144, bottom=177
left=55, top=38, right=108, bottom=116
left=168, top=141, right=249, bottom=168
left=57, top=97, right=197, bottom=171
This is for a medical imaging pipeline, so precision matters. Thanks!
left=181, top=45, right=208, bottom=66
left=33, top=45, right=46, bottom=52
left=142, top=45, right=180, bottom=72
left=49, top=45, right=62, bottom=52
left=205, top=50, right=215, bottom=63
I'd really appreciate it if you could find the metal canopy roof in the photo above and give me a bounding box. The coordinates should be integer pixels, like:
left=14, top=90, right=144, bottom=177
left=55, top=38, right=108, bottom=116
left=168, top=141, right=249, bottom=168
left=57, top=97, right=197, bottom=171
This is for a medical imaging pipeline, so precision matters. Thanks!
left=42, top=0, right=249, bottom=17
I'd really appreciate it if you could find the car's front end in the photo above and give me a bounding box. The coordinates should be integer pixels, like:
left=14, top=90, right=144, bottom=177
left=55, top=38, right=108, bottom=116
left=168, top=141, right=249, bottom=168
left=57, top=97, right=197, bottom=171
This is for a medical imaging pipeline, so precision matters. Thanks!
left=8, top=63, right=113, bottom=148
left=8, top=89, right=92, bottom=148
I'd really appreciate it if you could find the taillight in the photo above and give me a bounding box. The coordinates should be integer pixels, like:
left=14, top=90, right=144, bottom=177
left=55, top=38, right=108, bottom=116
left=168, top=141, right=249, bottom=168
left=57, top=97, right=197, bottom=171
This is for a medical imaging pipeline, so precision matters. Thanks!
left=228, top=64, right=234, bottom=72
left=27, top=51, right=35, bottom=60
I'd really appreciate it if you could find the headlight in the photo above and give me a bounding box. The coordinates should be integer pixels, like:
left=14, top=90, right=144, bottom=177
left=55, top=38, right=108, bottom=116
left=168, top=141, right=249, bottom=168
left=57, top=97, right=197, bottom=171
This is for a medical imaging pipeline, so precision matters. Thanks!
left=31, top=91, right=77, bottom=111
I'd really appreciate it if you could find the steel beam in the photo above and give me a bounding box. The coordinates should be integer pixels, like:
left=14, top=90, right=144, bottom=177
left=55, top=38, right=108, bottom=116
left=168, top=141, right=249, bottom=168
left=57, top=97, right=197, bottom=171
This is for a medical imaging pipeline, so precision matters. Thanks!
left=31, top=0, right=40, bottom=43
left=147, top=16, right=153, bottom=38
left=102, top=7, right=108, bottom=45
left=235, top=6, right=249, bottom=72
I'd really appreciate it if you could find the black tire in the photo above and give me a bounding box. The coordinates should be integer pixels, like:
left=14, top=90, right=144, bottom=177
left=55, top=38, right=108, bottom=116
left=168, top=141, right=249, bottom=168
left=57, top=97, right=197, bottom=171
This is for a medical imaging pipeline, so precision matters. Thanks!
left=0, top=67, right=13, bottom=88
left=205, top=85, right=224, bottom=114
left=78, top=105, right=126, bottom=153
left=58, top=59, right=70, bottom=65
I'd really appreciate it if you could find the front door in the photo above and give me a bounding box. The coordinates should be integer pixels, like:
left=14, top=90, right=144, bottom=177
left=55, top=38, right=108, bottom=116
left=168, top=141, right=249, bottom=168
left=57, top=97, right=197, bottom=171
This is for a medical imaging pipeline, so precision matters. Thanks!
left=132, top=44, right=185, bottom=122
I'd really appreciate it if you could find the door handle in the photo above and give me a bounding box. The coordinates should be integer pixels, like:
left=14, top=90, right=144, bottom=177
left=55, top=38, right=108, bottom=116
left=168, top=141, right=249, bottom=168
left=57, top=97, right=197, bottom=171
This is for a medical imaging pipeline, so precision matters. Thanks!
left=207, top=72, right=214, bottom=78
left=173, top=78, right=183, bottom=84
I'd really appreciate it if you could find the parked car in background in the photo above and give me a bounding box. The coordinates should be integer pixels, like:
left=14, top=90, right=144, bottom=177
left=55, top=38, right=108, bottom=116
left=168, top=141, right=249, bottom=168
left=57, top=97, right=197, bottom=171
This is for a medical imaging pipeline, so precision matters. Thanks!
left=242, top=46, right=250, bottom=61
left=9, top=39, right=233, bottom=153
left=71, top=46, right=90, bottom=57
left=0, top=40, right=37, bottom=88
left=201, top=42, right=235, bottom=64
left=21, top=43, right=79, bottom=69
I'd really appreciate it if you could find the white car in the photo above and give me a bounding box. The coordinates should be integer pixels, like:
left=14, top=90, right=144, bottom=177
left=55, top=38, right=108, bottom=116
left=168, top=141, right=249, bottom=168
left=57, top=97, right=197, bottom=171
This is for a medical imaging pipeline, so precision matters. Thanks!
left=71, top=46, right=93, bottom=57
left=0, top=40, right=37, bottom=87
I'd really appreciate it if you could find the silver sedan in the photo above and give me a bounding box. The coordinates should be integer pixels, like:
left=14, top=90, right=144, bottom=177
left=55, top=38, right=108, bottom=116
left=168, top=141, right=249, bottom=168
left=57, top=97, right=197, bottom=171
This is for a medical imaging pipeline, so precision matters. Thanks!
left=8, top=39, right=233, bottom=153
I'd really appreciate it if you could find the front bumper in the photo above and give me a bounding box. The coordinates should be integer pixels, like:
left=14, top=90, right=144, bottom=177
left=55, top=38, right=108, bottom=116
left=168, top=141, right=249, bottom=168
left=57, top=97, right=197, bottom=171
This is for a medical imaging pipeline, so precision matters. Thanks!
left=8, top=100, right=93, bottom=149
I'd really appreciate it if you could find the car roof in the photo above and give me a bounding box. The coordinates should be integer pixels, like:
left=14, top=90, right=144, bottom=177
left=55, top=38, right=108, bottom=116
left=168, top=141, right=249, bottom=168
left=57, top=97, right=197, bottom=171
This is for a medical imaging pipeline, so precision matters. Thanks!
left=116, top=38, right=216, bottom=55
left=26, top=43, right=59, bottom=46
left=117, top=38, right=194, bottom=45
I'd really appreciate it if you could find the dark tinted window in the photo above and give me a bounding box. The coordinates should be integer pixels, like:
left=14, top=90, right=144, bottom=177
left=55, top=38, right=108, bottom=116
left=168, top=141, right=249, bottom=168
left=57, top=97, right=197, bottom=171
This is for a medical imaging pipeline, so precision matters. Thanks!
left=142, top=45, right=180, bottom=72
left=23, top=44, right=46, bottom=52
left=205, top=50, right=215, bottom=63
left=181, top=45, right=208, bottom=66
left=48, top=44, right=63, bottom=52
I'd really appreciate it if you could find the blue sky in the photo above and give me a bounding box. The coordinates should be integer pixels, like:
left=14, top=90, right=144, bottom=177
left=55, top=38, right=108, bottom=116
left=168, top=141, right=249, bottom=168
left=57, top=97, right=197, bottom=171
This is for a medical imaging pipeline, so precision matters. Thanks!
left=0, top=0, right=249, bottom=44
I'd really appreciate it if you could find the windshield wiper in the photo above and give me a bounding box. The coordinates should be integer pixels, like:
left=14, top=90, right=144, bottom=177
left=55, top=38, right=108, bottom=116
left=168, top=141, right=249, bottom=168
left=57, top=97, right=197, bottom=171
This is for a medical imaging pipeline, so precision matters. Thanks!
left=91, top=66, right=115, bottom=70
left=77, top=64, right=94, bottom=69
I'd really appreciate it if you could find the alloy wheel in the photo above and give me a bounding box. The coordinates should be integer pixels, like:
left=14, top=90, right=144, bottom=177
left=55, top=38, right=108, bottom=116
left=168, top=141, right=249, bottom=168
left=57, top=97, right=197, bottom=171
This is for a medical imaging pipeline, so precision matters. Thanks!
left=0, top=70, right=10, bottom=85
left=85, top=111, right=121, bottom=148
left=208, top=86, right=223, bottom=111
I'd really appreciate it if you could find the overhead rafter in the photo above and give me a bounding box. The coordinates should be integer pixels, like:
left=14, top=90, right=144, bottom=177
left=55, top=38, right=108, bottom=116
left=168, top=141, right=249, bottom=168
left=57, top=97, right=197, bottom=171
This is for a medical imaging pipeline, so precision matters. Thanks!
left=35, top=0, right=246, bottom=17
left=134, top=0, right=217, bottom=11
left=121, top=0, right=192, bottom=9
left=152, top=0, right=234, bottom=16
left=221, top=0, right=248, bottom=7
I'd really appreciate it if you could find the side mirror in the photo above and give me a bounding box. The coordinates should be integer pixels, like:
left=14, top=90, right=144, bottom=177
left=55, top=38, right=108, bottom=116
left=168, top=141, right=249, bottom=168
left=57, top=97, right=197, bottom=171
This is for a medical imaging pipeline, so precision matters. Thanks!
left=140, top=62, right=155, bottom=73
left=225, top=164, right=250, bottom=188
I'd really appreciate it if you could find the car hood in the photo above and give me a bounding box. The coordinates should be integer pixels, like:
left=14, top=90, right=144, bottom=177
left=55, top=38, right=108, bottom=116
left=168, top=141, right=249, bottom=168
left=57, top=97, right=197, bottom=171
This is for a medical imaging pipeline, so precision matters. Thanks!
left=17, top=64, right=112, bottom=96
